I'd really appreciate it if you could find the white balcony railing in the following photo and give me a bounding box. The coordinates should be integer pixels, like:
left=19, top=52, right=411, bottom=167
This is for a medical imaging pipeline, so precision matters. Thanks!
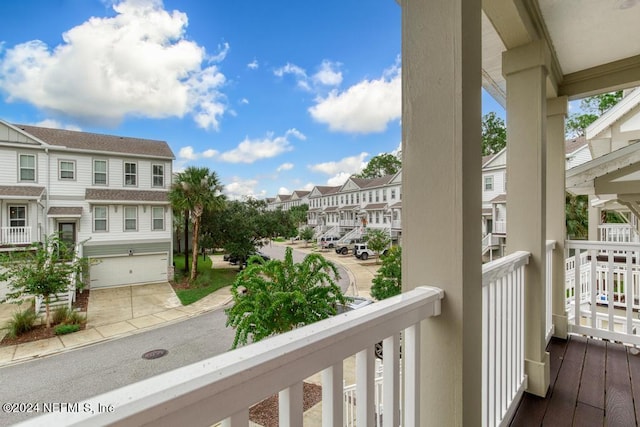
left=391, top=220, right=402, bottom=229
left=493, top=220, right=506, bottom=234
left=307, top=218, right=318, bottom=226
left=599, top=223, right=640, bottom=243
left=565, top=240, right=640, bottom=346
left=0, top=226, right=32, bottom=245
left=482, top=250, right=530, bottom=427
left=26, top=286, right=444, bottom=426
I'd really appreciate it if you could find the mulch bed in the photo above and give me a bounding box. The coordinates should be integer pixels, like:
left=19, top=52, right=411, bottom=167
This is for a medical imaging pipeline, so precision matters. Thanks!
left=249, top=382, right=322, bottom=427
left=0, top=289, right=89, bottom=346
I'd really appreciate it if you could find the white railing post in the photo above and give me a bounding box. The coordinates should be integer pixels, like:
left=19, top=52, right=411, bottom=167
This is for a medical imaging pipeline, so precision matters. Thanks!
left=322, top=364, right=343, bottom=427
left=279, top=382, right=303, bottom=427
left=403, top=322, right=420, bottom=427
left=545, top=240, right=556, bottom=343
left=382, top=333, right=400, bottom=427
left=356, top=347, right=375, bottom=426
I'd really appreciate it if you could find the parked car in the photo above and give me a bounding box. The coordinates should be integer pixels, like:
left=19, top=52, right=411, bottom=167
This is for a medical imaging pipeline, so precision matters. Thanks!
left=320, top=236, right=340, bottom=249
left=334, top=238, right=361, bottom=255
left=354, top=243, right=389, bottom=260
left=241, top=251, right=271, bottom=268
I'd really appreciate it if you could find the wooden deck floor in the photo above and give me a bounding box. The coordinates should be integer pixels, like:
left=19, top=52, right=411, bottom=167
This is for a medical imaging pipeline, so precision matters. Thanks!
left=510, top=335, right=640, bottom=426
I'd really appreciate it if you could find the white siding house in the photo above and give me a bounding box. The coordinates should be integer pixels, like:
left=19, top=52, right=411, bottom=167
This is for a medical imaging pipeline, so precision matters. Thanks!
left=0, top=120, right=175, bottom=289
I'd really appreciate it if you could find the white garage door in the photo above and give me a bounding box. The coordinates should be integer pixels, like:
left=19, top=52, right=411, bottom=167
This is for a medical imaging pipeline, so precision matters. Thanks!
left=90, top=253, right=168, bottom=288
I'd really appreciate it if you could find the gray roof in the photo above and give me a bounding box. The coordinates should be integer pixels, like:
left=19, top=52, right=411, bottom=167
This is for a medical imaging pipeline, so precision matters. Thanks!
left=389, top=202, right=402, bottom=209
left=86, top=188, right=168, bottom=203
left=340, top=205, right=359, bottom=210
left=48, top=206, right=83, bottom=216
left=314, top=186, right=341, bottom=195
left=0, top=185, right=45, bottom=198
left=491, top=194, right=507, bottom=203
left=363, top=203, right=388, bottom=210
left=324, top=206, right=338, bottom=212
left=15, top=124, right=174, bottom=159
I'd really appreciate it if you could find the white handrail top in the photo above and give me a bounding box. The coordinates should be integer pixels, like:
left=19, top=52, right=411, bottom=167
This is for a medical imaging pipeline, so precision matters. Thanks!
left=20, top=286, right=444, bottom=427
left=546, top=240, right=557, bottom=250
left=482, top=250, right=530, bottom=286
left=566, top=240, right=640, bottom=251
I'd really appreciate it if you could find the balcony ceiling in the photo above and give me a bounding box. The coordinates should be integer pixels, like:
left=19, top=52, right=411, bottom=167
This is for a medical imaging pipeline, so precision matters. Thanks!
left=481, top=0, right=640, bottom=107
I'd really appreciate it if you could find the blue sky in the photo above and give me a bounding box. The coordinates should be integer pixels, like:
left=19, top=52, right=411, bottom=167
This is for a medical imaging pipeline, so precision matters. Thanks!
left=0, top=0, right=505, bottom=199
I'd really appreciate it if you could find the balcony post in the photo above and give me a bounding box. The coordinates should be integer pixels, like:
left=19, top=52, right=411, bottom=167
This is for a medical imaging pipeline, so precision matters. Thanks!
left=588, top=205, right=601, bottom=241
left=402, top=0, right=482, bottom=424
left=503, top=40, right=552, bottom=397
left=546, top=96, right=569, bottom=339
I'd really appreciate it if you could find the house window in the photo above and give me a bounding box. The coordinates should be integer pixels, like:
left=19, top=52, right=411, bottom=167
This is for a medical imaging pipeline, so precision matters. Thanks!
left=94, top=206, right=108, bottom=232
left=391, top=189, right=396, bottom=200
left=124, top=162, right=137, bottom=186
left=19, top=154, right=36, bottom=182
left=124, top=206, right=137, bottom=231
left=383, top=190, right=387, bottom=202
left=9, top=205, right=26, bottom=228
left=484, top=175, right=494, bottom=191
left=94, top=160, right=107, bottom=185
left=154, top=207, right=166, bottom=229
left=369, top=191, right=373, bottom=202
left=376, top=212, right=380, bottom=223
left=152, top=164, right=164, bottom=187
left=376, top=191, right=380, bottom=202
left=59, top=160, right=75, bottom=180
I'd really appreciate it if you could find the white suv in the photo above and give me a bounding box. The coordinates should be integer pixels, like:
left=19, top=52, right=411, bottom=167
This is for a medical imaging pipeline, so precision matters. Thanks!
left=354, top=243, right=389, bottom=260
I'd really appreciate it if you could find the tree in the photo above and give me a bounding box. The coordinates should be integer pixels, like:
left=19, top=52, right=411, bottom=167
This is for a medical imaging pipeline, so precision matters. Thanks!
left=566, top=91, right=623, bottom=137
left=353, top=153, right=401, bottom=179
left=288, top=204, right=309, bottom=228
left=566, top=193, right=588, bottom=239
left=225, top=247, right=345, bottom=348
left=299, top=227, right=315, bottom=247
left=362, top=228, right=391, bottom=264
left=169, top=167, right=225, bottom=282
left=370, top=246, right=402, bottom=301
left=481, top=112, right=507, bottom=156
left=0, top=235, right=87, bottom=328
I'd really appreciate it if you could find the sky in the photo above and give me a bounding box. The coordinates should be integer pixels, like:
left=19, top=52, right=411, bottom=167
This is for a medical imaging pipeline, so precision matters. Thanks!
left=0, top=0, right=505, bottom=200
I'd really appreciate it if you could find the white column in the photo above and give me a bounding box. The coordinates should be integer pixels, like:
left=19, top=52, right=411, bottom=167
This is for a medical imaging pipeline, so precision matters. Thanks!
left=588, top=205, right=601, bottom=241
left=402, top=0, right=482, bottom=425
left=547, top=97, right=569, bottom=339
left=504, top=40, right=551, bottom=397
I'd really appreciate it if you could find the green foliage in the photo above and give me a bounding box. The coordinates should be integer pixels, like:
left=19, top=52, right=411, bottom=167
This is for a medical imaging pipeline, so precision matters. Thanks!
left=288, top=204, right=309, bottom=228
left=52, top=306, right=85, bottom=326
left=353, top=153, right=401, bottom=179
left=0, top=235, right=87, bottom=328
left=3, top=309, right=37, bottom=338
left=371, top=246, right=402, bottom=301
left=173, top=253, right=212, bottom=283
left=225, top=247, right=345, bottom=349
left=362, top=229, right=391, bottom=263
left=566, top=91, right=623, bottom=137
left=481, top=112, right=507, bottom=155
left=299, top=227, right=315, bottom=246
left=566, top=193, right=588, bottom=239
left=175, top=268, right=237, bottom=305
left=54, top=324, right=80, bottom=335
left=169, top=167, right=225, bottom=282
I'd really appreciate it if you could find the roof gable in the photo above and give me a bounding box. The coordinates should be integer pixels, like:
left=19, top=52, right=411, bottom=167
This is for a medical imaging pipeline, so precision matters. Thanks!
left=339, top=178, right=362, bottom=192
left=586, top=88, right=640, bottom=140
left=482, top=148, right=506, bottom=170
left=0, top=120, right=48, bottom=147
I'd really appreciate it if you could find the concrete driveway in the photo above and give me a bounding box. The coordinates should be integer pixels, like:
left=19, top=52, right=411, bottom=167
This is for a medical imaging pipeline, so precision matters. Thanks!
left=86, top=282, right=182, bottom=328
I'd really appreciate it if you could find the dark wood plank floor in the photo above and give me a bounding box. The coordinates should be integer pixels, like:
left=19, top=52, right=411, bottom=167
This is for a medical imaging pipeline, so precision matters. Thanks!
left=510, top=335, right=640, bottom=426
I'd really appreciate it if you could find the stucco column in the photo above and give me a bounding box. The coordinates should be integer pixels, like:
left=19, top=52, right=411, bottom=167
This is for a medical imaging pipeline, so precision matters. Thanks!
left=547, top=96, right=568, bottom=339
left=402, top=0, right=482, bottom=425
left=503, top=40, right=551, bottom=397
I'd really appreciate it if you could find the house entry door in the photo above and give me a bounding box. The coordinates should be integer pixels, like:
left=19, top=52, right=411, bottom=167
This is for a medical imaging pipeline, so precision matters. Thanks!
left=58, top=222, right=76, bottom=248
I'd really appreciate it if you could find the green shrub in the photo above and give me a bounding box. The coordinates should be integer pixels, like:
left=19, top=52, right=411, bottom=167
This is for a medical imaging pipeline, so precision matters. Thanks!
left=54, top=324, right=80, bottom=335
left=52, top=306, right=85, bottom=325
left=3, top=309, right=37, bottom=338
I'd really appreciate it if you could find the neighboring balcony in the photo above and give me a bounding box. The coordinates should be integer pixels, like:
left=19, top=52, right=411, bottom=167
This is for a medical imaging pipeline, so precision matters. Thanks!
left=493, top=220, right=507, bottom=234
left=0, top=226, right=32, bottom=246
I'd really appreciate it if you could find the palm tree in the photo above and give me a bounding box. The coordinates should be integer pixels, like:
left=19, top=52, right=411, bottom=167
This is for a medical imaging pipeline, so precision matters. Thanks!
left=169, top=167, right=225, bottom=282
left=225, top=247, right=346, bottom=348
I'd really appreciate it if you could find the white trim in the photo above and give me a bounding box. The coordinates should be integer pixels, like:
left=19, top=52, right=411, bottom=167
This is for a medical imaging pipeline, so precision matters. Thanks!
left=586, top=88, right=640, bottom=140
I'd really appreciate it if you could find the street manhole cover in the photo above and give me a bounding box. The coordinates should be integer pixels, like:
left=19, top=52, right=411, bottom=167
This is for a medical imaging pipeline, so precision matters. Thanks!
left=142, top=349, right=169, bottom=360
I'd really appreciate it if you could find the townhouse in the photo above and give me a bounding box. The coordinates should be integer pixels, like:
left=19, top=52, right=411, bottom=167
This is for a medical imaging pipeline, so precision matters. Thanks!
left=0, top=120, right=175, bottom=290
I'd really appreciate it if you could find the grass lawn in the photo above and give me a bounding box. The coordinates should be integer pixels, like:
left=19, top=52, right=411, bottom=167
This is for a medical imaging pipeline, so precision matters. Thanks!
left=172, top=254, right=237, bottom=305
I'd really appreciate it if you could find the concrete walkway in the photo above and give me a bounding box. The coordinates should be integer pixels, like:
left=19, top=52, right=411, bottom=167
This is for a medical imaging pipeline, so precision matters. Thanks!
left=0, top=241, right=382, bottom=425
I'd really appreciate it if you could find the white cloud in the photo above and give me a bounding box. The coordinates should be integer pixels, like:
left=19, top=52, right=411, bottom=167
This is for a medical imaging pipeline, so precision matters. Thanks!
left=302, top=182, right=315, bottom=191
left=273, top=62, right=310, bottom=91
left=308, top=152, right=368, bottom=176
left=0, top=0, right=228, bottom=130
left=32, top=119, right=81, bottom=131
left=219, top=128, right=305, bottom=164
left=247, top=59, right=258, bottom=70
left=240, top=98, right=249, bottom=105
left=327, top=172, right=352, bottom=187
left=224, top=177, right=266, bottom=200
left=312, top=60, right=342, bottom=86
left=309, top=63, right=401, bottom=133
left=277, top=162, right=294, bottom=172
left=278, top=187, right=290, bottom=195
left=178, top=145, right=218, bottom=160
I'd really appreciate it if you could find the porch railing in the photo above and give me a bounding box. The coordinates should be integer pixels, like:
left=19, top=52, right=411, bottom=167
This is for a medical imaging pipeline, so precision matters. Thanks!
left=599, top=223, right=640, bottom=243
left=565, top=240, right=640, bottom=346
left=546, top=240, right=556, bottom=344
left=0, top=226, right=32, bottom=245
left=25, top=286, right=444, bottom=426
left=493, top=220, right=507, bottom=234
left=482, top=250, right=530, bottom=427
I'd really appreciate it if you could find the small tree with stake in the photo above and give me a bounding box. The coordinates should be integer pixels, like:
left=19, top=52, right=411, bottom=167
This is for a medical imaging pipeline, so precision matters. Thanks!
left=0, top=235, right=87, bottom=328
left=363, top=228, right=391, bottom=264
